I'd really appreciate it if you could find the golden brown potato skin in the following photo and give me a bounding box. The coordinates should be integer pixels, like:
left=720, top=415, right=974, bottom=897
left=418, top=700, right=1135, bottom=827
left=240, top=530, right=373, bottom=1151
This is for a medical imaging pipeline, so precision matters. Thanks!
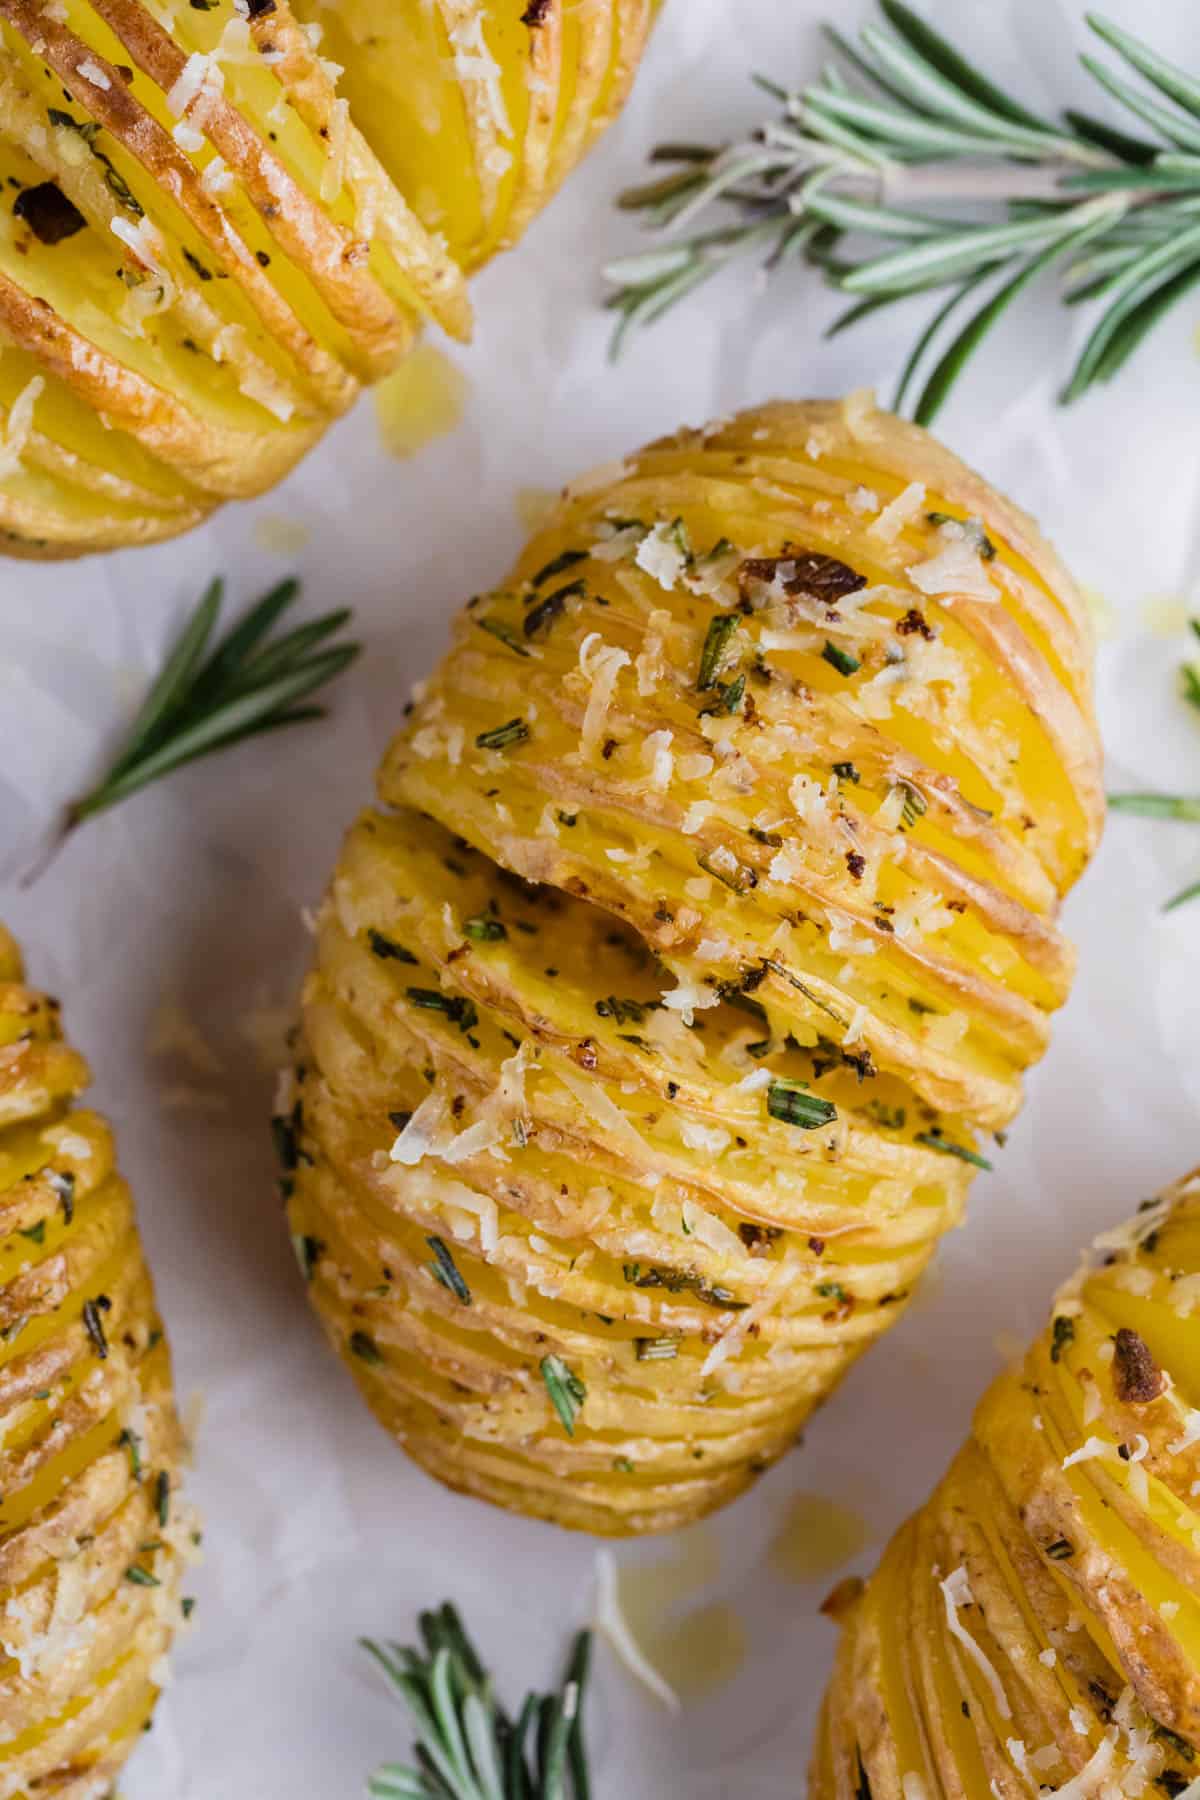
left=0, top=924, right=193, bottom=1800
left=813, top=1171, right=1200, bottom=1800
left=286, top=396, right=1103, bottom=1535
left=0, top=0, right=656, bottom=556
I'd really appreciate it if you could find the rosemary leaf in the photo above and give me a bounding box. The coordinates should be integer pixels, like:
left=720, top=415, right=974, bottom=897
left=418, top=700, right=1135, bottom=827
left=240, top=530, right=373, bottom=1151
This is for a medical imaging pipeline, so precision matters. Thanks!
left=540, top=1354, right=586, bottom=1436
left=1108, top=793, right=1200, bottom=821
left=363, top=1605, right=593, bottom=1800
left=605, top=5, right=1200, bottom=420
left=27, top=577, right=357, bottom=884
left=767, top=1080, right=838, bottom=1130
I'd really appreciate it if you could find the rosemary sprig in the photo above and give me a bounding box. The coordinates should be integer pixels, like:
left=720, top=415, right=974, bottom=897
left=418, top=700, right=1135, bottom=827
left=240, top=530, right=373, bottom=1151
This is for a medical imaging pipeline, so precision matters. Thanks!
left=606, top=4, right=1200, bottom=422
left=1109, top=618, right=1200, bottom=910
left=362, top=1603, right=593, bottom=1800
left=25, top=576, right=358, bottom=883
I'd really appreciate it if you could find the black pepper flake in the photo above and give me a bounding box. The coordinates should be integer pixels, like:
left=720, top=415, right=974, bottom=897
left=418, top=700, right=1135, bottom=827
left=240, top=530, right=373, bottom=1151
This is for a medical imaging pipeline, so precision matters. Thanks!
left=896, top=607, right=934, bottom=640
left=14, top=181, right=85, bottom=245
left=246, top=0, right=276, bottom=15
left=522, top=0, right=551, bottom=22
left=845, top=850, right=866, bottom=881
left=738, top=1222, right=783, bottom=1256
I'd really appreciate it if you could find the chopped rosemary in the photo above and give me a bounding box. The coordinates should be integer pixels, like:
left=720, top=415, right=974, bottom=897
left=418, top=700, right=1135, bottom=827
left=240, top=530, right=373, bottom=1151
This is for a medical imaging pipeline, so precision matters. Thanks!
left=697, top=615, right=738, bottom=689
left=927, top=512, right=996, bottom=560
left=427, top=1235, right=472, bottom=1306
left=119, top=1427, right=143, bottom=1480
left=622, top=1261, right=747, bottom=1309
left=362, top=1603, right=593, bottom=1800
left=532, top=547, right=588, bottom=587
left=914, top=1130, right=993, bottom=1171
left=540, top=1354, right=586, bottom=1436
left=822, top=641, right=861, bottom=678
left=767, top=1080, right=838, bottom=1130
left=25, top=577, right=358, bottom=885
left=405, top=989, right=479, bottom=1035
left=1050, top=1316, right=1076, bottom=1363
left=18, top=1221, right=45, bottom=1245
left=125, top=1564, right=161, bottom=1588
left=349, top=1331, right=384, bottom=1366
left=701, top=672, right=746, bottom=716
left=463, top=914, right=508, bottom=943
left=894, top=782, right=927, bottom=829
left=82, top=1297, right=110, bottom=1359
left=368, top=928, right=418, bottom=963
left=475, top=718, right=530, bottom=751
left=475, top=614, right=532, bottom=657
left=156, top=1470, right=171, bottom=1528
left=525, top=579, right=585, bottom=639
left=48, top=1170, right=75, bottom=1223
left=291, top=1233, right=323, bottom=1282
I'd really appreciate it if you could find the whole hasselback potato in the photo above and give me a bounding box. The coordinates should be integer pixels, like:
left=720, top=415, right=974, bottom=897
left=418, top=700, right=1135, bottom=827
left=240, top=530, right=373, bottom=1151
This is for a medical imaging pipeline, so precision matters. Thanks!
left=286, top=395, right=1103, bottom=1534
left=814, top=1170, right=1200, bottom=1800
left=0, top=0, right=657, bottom=555
left=0, top=923, right=193, bottom=1797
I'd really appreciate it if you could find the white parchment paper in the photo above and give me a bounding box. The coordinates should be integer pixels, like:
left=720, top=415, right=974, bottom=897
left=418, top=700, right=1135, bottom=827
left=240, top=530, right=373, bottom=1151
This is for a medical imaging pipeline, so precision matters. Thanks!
left=1, top=1, right=1198, bottom=1793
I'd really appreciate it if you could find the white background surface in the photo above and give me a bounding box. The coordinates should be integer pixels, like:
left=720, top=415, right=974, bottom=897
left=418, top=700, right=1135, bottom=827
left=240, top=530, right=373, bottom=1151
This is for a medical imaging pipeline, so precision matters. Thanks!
left=2, top=1, right=1199, bottom=1793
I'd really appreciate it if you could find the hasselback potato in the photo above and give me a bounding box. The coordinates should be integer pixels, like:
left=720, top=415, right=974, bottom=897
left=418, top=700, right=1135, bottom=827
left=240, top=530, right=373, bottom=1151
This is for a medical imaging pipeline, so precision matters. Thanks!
left=813, top=1169, right=1200, bottom=1800
left=286, top=395, right=1104, bottom=1535
left=0, top=924, right=192, bottom=1797
left=0, top=0, right=656, bottom=556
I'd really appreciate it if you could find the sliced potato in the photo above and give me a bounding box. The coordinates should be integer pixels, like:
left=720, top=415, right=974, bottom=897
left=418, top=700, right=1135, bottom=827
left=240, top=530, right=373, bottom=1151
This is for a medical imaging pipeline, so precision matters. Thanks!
left=0, top=0, right=655, bottom=556
left=287, top=396, right=1103, bottom=1535
left=0, top=924, right=193, bottom=1798
left=813, top=1169, right=1200, bottom=1800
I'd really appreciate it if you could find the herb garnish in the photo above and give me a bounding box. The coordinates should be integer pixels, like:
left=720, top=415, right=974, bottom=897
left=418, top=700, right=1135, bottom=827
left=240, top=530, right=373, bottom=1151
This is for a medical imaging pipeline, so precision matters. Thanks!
left=822, top=642, right=861, bottom=678
left=1050, top=1316, right=1076, bottom=1363
left=622, top=1262, right=747, bottom=1309
left=463, top=914, right=508, bottom=943
left=368, top=929, right=418, bottom=963
left=475, top=615, right=532, bottom=657
left=540, top=1354, right=586, bottom=1436
left=26, top=577, right=358, bottom=884
left=767, top=1080, right=838, bottom=1130
left=125, top=1564, right=161, bottom=1588
left=914, top=1130, right=993, bottom=1171
left=475, top=718, right=530, bottom=751
left=427, top=1235, right=472, bottom=1306
left=350, top=1331, right=384, bottom=1366
left=697, top=615, right=738, bottom=689
left=292, top=1233, right=323, bottom=1282
left=1109, top=620, right=1200, bottom=908
left=362, top=1602, right=593, bottom=1800
left=606, top=5, right=1200, bottom=423
left=405, top=988, right=479, bottom=1035
left=532, top=548, right=588, bottom=587
left=525, top=580, right=585, bottom=639
left=82, top=1296, right=110, bottom=1359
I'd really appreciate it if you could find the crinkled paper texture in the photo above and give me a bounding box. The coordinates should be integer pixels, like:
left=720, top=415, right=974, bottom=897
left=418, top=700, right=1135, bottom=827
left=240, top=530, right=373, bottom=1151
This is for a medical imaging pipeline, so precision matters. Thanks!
left=0, top=1, right=1198, bottom=1793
